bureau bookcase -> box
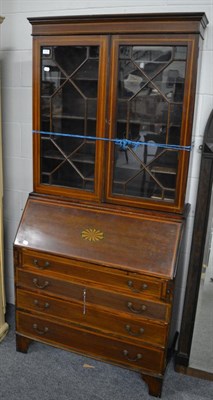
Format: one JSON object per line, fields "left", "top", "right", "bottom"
{"left": 14, "top": 13, "right": 208, "bottom": 397}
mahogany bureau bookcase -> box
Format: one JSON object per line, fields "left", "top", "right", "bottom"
{"left": 13, "top": 13, "right": 208, "bottom": 397}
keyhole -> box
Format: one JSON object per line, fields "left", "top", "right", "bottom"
{"left": 83, "top": 288, "right": 87, "bottom": 315}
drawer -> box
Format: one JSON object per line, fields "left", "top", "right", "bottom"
{"left": 16, "top": 269, "right": 171, "bottom": 322}
{"left": 17, "top": 289, "right": 168, "bottom": 348}
{"left": 16, "top": 311, "right": 165, "bottom": 374}
{"left": 19, "top": 249, "right": 171, "bottom": 300}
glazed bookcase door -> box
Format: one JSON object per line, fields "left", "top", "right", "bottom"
{"left": 33, "top": 36, "right": 108, "bottom": 202}
{"left": 106, "top": 36, "right": 198, "bottom": 213}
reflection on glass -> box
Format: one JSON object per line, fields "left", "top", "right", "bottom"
{"left": 40, "top": 45, "right": 99, "bottom": 191}
{"left": 113, "top": 45, "right": 187, "bottom": 202}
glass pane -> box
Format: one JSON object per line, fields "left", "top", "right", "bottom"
{"left": 40, "top": 45, "right": 99, "bottom": 191}
{"left": 41, "top": 135, "right": 95, "bottom": 189}
{"left": 54, "top": 46, "right": 88, "bottom": 75}
{"left": 174, "top": 46, "right": 187, "bottom": 60}
{"left": 149, "top": 148, "right": 178, "bottom": 201}
{"left": 132, "top": 46, "right": 173, "bottom": 78}
{"left": 153, "top": 60, "right": 186, "bottom": 101}
{"left": 112, "top": 44, "right": 186, "bottom": 203}
{"left": 73, "top": 59, "right": 99, "bottom": 98}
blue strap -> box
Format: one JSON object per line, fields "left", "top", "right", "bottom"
{"left": 33, "top": 130, "right": 193, "bottom": 152}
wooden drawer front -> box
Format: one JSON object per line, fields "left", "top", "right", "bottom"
{"left": 16, "top": 289, "right": 168, "bottom": 348}
{"left": 16, "top": 269, "right": 170, "bottom": 322}
{"left": 16, "top": 311, "right": 165, "bottom": 374}
{"left": 21, "top": 250, "right": 167, "bottom": 300}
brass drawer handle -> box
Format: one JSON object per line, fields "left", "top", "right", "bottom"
{"left": 125, "top": 324, "right": 144, "bottom": 337}
{"left": 34, "top": 299, "right": 50, "bottom": 310}
{"left": 32, "top": 278, "right": 49, "bottom": 289}
{"left": 127, "top": 280, "right": 148, "bottom": 293}
{"left": 127, "top": 302, "right": 147, "bottom": 314}
{"left": 32, "top": 323, "right": 49, "bottom": 335}
{"left": 123, "top": 349, "right": 142, "bottom": 362}
{"left": 33, "top": 259, "right": 50, "bottom": 270}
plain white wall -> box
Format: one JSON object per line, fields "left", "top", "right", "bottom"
{"left": 0, "top": 0, "right": 212, "bottom": 324}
